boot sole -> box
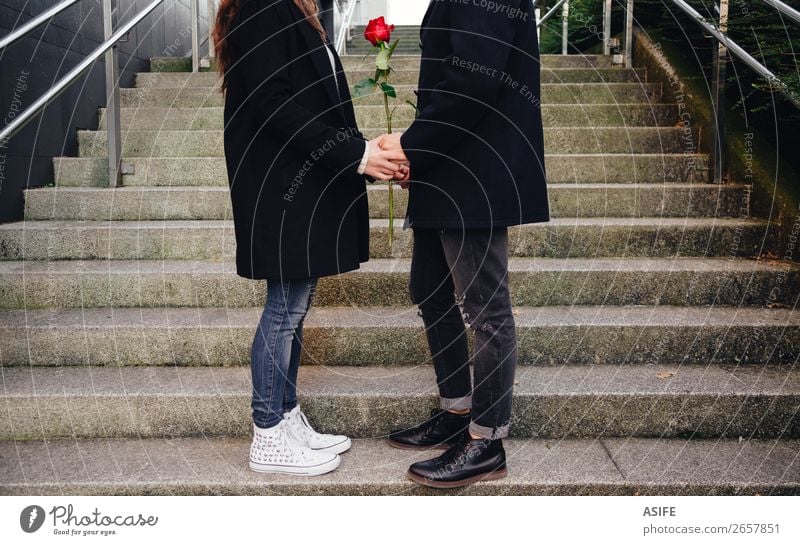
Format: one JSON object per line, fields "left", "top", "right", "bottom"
{"left": 406, "top": 467, "right": 508, "bottom": 489}
{"left": 248, "top": 455, "right": 340, "bottom": 476}
{"left": 386, "top": 438, "right": 454, "bottom": 451}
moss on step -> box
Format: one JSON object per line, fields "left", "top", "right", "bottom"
{"left": 633, "top": 28, "right": 800, "bottom": 264}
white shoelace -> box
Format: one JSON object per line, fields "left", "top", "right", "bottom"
{"left": 294, "top": 411, "right": 316, "bottom": 439}
{"left": 287, "top": 409, "right": 325, "bottom": 442}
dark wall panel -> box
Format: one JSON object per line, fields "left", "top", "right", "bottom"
{"left": 0, "top": 0, "right": 205, "bottom": 222}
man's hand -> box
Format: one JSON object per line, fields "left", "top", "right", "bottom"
{"left": 377, "top": 132, "right": 405, "bottom": 155}
{"left": 365, "top": 137, "right": 408, "bottom": 180}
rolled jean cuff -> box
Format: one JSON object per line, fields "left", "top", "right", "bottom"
{"left": 440, "top": 395, "right": 472, "bottom": 411}
{"left": 469, "top": 421, "right": 509, "bottom": 440}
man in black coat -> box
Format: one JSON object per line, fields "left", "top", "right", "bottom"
{"left": 379, "top": 0, "right": 549, "bottom": 487}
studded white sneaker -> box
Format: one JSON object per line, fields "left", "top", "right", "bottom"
{"left": 283, "top": 405, "right": 352, "bottom": 454}
{"left": 249, "top": 419, "right": 340, "bottom": 476}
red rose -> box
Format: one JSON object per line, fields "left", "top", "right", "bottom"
{"left": 364, "top": 16, "right": 394, "bottom": 46}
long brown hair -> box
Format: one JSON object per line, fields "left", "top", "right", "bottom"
{"left": 212, "top": 0, "right": 328, "bottom": 95}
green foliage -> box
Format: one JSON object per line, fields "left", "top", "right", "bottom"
{"left": 538, "top": 1, "right": 799, "bottom": 108}
{"left": 405, "top": 99, "right": 420, "bottom": 116}
{"left": 635, "top": 0, "right": 800, "bottom": 118}
{"left": 536, "top": 0, "right": 799, "bottom": 137}
{"left": 352, "top": 78, "right": 377, "bottom": 98}
{"left": 376, "top": 39, "right": 400, "bottom": 70}
{"left": 379, "top": 82, "right": 397, "bottom": 97}
{"left": 538, "top": 0, "right": 607, "bottom": 54}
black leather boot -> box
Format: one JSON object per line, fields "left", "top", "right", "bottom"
{"left": 406, "top": 431, "right": 507, "bottom": 488}
{"left": 387, "top": 408, "right": 470, "bottom": 450}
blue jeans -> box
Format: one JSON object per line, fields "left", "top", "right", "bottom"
{"left": 251, "top": 277, "right": 318, "bottom": 429}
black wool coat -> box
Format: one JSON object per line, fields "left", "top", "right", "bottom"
{"left": 222, "top": 0, "right": 370, "bottom": 280}
{"left": 400, "top": 0, "right": 550, "bottom": 228}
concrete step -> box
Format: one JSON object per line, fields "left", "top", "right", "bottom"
{"left": 77, "top": 127, "right": 696, "bottom": 157}
{"left": 341, "top": 55, "right": 424, "bottom": 71}
{"left": 23, "top": 183, "right": 748, "bottom": 221}
{"left": 99, "top": 103, "right": 681, "bottom": 129}
{"left": 0, "top": 218, "right": 774, "bottom": 261}
{"left": 344, "top": 44, "right": 424, "bottom": 55}
{"left": 338, "top": 54, "right": 617, "bottom": 70}
{"left": 347, "top": 44, "right": 421, "bottom": 55}
{"left": 359, "top": 66, "right": 648, "bottom": 85}
{"left": 149, "top": 54, "right": 617, "bottom": 72}
{"left": 120, "top": 83, "right": 663, "bottom": 107}
{"left": 353, "top": 25, "right": 421, "bottom": 30}
{"left": 2, "top": 364, "right": 798, "bottom": 439}
{"left": 135, "top": 67, "right": 647, "bottom": 88}
{"left": 360, "top": 127, "right": 694, "bottom": 153}
{"left": 5, "top": 435, "right": 797, "bottom": 494}
{"left": 52, "top": 154, "right": 709, "bottom": 187}
{"left": 1, "top": 306, "right": 796, "bottom": 367}
{"left": 351, "top": 25, "right": 421, "bottom": 32}
{"left": 2, "top": 257, "right": 796, "bottom": 310}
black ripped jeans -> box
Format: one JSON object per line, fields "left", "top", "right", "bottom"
{"left": 408, "top": 226, "right": 517, "bottom": 440}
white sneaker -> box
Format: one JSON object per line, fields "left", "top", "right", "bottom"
{"left": 283, "top": 405, "right": 352, "bottom": 454}
{"left": 249, "top": 420, "right": 340, "bottom": 476}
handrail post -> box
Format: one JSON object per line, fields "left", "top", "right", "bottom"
{"left": 711, "top": 0, "right": 729, "bottom": 183}
{"left": 191, "top": 0, "right": 200, "bottom": 72}
{"left": 0, "top": 0, "right": 165, "bottom": 151}
{"left": 561, "top": 0, "right": 569, "bottom": 55}
{"left": 208, "top": 0, "right": 216, "bottom": 62}
{"left": 102, "top": 0, "right": 122, "bottom": 188}
{"left": 334, "top": 0, "right": 359, "bottom": 54}
{"left": 603, "top": 0, "right": 612, "bottom": 55}
{"left": 535, "top": 7, "right": 541, "bottom": 43}
{"left": 624, "top": 0, "right": 634, "bottom": 68}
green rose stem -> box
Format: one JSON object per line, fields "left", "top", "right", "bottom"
{"left": 352, "top": 33, "right": 401, "bottom": 255}
{"left": 381, "top": 53, "right": 395, "bottom": 255}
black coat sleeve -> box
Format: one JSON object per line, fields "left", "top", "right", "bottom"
{"left": 233, "top": 1, "right": 365, "bottom": 174}
{"left": 399, "top": 0, "right": 520, "bottom": 172}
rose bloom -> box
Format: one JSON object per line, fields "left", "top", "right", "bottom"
{"left": 364, "top": 16, "right": 394, "bottom": 46}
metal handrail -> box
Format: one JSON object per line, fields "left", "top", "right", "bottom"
{"left": 0, "top": 0, "right": 165, "bottom": 187}
{"left": 673, "top": 0, "right": 800, "bottom": 183}
{"left": 193, "top": 0, "right": 218, "bottom": 71}
{"left": 191, "top": 0, "right": 200, "bottom": 72}
{"left": 335, "top": 0, "right": 359, "bottom": 54}
{"left": 534, "top": 0, "right": 571, "bottom": 55}
{"left": 624, "top": 0, "right": 633, "bottom": 68}
{"left": 672, "top": 0, "right": 800, "bottom": 108}
{"left": 537, "top": 0, "right": 568, "bottom": 27}
{"left": 605, "top": 0, "right": 800, "bottom": 183}
{"left": 603, "top": 0, "right": 612, "bottom": 55}
{"left": 761, "top": 0, "right": 800, "bottom": 25}
{"left": 0, "top": 0, "right": 82, "bottom": 51}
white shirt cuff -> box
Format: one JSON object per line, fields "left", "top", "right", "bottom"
{"left": 356, "top": 140, "right": 370, "bottom": 175}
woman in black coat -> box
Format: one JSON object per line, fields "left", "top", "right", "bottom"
{"left": 213, "top": 0, "right": 407, "bottom": 476}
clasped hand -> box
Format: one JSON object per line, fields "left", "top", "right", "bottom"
{"left": 363, "top": 132, "right": 411, "bottom": 189}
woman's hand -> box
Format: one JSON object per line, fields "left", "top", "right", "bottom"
{"left": 364, "top": 138, "right": 409, "bottom": 180}
{"left": 396, "top": 164, "right": 411, "bottom": 189}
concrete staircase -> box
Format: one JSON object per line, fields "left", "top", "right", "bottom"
{"left": 1, "top": 54, "right": 799, "bottom": 495}
{"left": 346, "top": 25, "right": 422, "bottom": 55}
